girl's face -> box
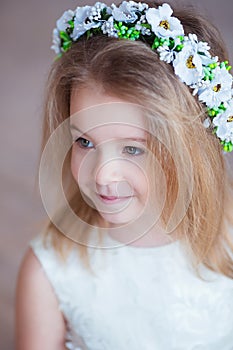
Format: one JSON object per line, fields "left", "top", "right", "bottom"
{"left": 70, "top": 85, "right": 152, "bottom": 227}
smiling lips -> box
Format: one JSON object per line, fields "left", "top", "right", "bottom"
{"left": 98, "top": 194, "right": 133, "bottom": 204}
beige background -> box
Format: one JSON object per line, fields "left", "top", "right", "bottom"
{"left": 1, "top": 0, "right": 233, "bottom": 349}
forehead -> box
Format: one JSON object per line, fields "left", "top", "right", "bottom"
{"left": 70, "top": 87, "right": 146, "bottom": 136}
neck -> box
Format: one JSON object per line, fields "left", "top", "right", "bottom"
{"left": 107, "top": 221, "right": 179, "bottom": 248}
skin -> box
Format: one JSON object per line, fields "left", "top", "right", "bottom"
{"left": 70, "top": 84, "right": 173, "bottom": 247}
{"left": 15, "top": 249, "right": 66, "bottom": 350}
{"left": 70, "top": 88, "right": 149, "bottom": 227}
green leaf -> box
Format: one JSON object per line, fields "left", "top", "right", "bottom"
{"left": 86, "top": 30, "right": 91, "bottom": 39}
{"left": 68, "top": 20, "right": 74, "bottom": 29}
{"left": 62, "top": 40, "right": 72, "bottom": 51}
{"left": 60, "top": 31, "right": 70, "bottom": 41}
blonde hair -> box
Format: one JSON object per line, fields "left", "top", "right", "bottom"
{"left": 40, "top": 0, "right": 233, "bottom": 277}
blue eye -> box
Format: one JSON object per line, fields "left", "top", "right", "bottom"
{"left": 123, "top": 146, "right": 144, "bottom": 155}
{"left": 75, "top": 137, "right": 94, "bottom": 149}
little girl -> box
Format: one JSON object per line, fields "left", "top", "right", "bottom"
{"left": 16, "top": 1, "right": 233, "bottom": 349}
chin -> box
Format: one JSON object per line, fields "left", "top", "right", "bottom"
{"left": 98, "top": 210, "right": 138, "bottom": 227}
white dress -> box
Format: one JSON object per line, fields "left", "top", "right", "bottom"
{"left": 30, "top": 232, "right": 233, "bottom": 350}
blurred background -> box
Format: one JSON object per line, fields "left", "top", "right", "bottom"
{"left": 1, "top": 0, "right": 233, "bottom": 349}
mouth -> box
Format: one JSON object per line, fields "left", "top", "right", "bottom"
{"left": 97, "top": 194, "right": 133, "bottom": 204}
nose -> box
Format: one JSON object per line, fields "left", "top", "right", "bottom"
{"left": 95, "top": 157, "right": 134, "bottom": 198}
{"left": 94, "top": 154, "right": 123, "bottom": 187}
{"left": 92, "top": 145, "right": 134, "bottom": 197}
{"left": 91, "top": 141, "right": 124, "bottom": 185}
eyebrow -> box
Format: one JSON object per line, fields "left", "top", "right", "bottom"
{"left": 70, "top": 124, "right": 147, "bottom": 142}
{"left": 70, "top": 124, "right": 84, "bottom": 133}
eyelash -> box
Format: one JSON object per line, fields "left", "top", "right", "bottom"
{"left": 75, "top": 137, "right": 94, "bottom": 149}
{"left": 75, "top": 137, "right": 145, "bottom": 156}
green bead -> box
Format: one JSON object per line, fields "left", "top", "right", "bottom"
{"left": 175, "top": 44, "right": 183, "bottom": 52}
{"left": 208, "top": 110, "right": 216, "bottom": 117}
{"left": 223, "top": 143, "right": 233, "bottom": 152}
{"left": 177, "top": 35, "right": 184, "bottom": 42}
{"left": 209, "top": 62, "right": 217, "bottom": 69}
{"left": 152, "top": 37, "right": 160, "bottom": 49}
{"left": 219, "top": 104, "right": 227, "bottom": 111}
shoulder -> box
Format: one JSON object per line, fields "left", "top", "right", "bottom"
{"left": 16, "top": 247, "right": 55, "bottom": 298}
{"left": 15, "top": 248, "right": 66, "bottom": 350}
{"left": 17, "top": 246, "right": 43, "bottom": 280}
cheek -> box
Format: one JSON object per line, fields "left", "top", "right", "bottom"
{"left": 136, "top": 174, "right": 149, "bottom": 198}
{"left": 70, "top": 146, "right": 81, "bottom": 183}
{"left": 70, "top": 146, "right": 94, "bottom": 185}
{"left": 127, "top": 165, "right": 149, "bottom": 198}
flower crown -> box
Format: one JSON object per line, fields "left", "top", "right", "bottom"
{"left": 51, "top": 1, "right": 233, "bottom": 152}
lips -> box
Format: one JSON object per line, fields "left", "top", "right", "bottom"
{"left": 98, "top": 193, "right": 132, "bottom": 204}
{"left": 101, "top": 195, "right": 118, "bottom": 200}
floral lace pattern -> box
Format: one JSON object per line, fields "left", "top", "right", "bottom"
{"left": 30, "top": 233, "right": 233, "bottom": 350}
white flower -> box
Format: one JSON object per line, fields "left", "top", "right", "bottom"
{"left": 173, "top": 39, "right": 204, "bottom": 85}
{"left": 135, "top": 22, "right": 151, "bottom": 35}
{"left": 191, "top": 78, "right": 211, "bottom": 96}
{"left": 157, "top": 36, "right": 182, "bottom": 63}
{"left": 135, "top": 14, "right": 151, "bottom": 35}
{"left": 187, "top": 34, "right": 210, "bottom": 57}
{"left": 132, "top": 1, "right": 148, "bottom": 12}
{"left": 213, "top": 101, "right": 233, "bottom": 142}
{"left": 185, "top": 34, "right": 216, "bottom": 69}
{"left": 111, "top": 1, "right": 147, "bottom": 23}
{"left": 101, "top": 16, "right": 118, "bottom": 37}
{"left": 89, "top": 2, "right": 109, "bottom": 20}
{"left": 145, "top": 3, "right": 184, "bottom": 38}
{"left": 56, "top": 9, "right": 74, "bottom": 32}
{"left": 157, "top": 46, "right": 174, "bottom": 63}
{"left": 198, "top": 66, "right": 233, "bottom": 108}
{"left": 51, "top": 28, "right": 61, "bottom": 55}
{"left": 72, "top": 4, "right": 107, "bottom": 40}
{"left": 201, "top": 55, "right": 218, "bottom": 68}
{"left": 172, "top": 34, "right": 212, "bottom": 84}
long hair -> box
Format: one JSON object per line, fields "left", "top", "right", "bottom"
{"left": 40, "top": 0, "right": 233, "bottom": 276}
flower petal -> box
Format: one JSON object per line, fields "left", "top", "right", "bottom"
{"left": 159, "top": 3, "right": 173, "bottom": 18}
{"left": 198, "top": 67, "right": 233, "bottom": 108}
{"left": 56, "top": 9, "right": 74, "bottom": 32}
{"left": 146, "top": 4, "right": 184, "bottom": 38}
{"left": 173, "top": 40, "right": 203, "bottom": 85}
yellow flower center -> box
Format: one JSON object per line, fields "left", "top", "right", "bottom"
{"left": 227, "top": 116, "right": 233, "bottom": 122}
{"left": 159, "top": 20, "right": 170, "bottom": 30}
{"left": 186, "top": 56, "right": 196, "bottom": 69}
{"left": 213, "top": 84, "right": 221, "bottom": 93}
